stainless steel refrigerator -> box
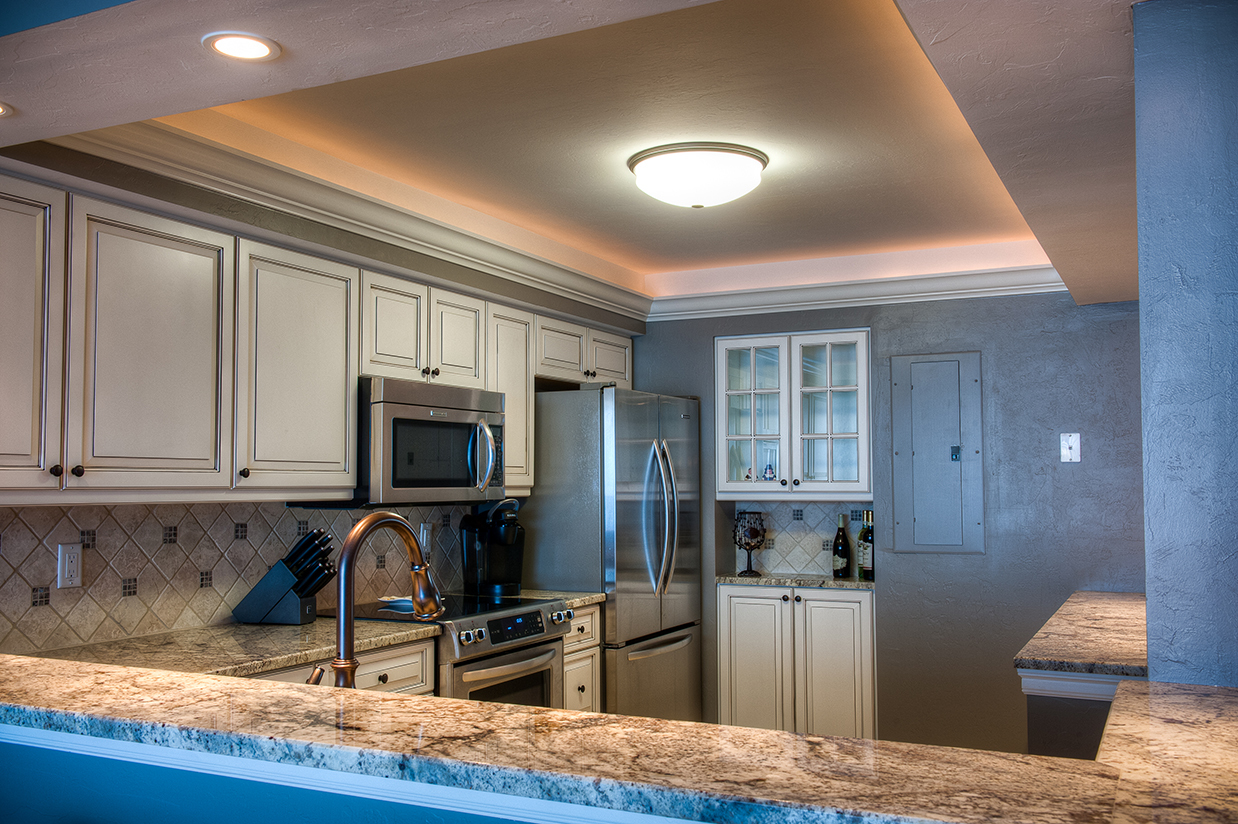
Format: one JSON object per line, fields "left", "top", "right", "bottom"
{"left": 521, "top": 386, "right": 701, "bottom": 722}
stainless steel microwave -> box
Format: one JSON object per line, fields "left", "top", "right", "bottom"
{"left": 358, "top": 376, "right": 505, "bottom": 505}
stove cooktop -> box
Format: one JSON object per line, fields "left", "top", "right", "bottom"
{"left": 323, "top": 593, "right": 559, "bottom": 623}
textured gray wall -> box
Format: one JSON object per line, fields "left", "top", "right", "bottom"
{"left": 635, "top": 292, "right": 1144, "bottom": 752}
{"left": 1136, "top": 0, "right": 1238, "bottom": 687}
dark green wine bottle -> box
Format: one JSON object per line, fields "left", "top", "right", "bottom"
{"left": 858, "top": 509, "right": 874, "bottom": 582}
{"left": 831, "top": 514, "right": 851, "bottom": 579}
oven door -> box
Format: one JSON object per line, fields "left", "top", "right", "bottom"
{"left": 440, "top": 639, "right": 564, "bottom": 708}
{"left": 372, "top": 401, "right": 504, "bottom": 504}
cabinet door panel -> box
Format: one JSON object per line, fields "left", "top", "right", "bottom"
{"left": 0, "top": 178, "right": 65, "bottom": 489}
{"left": 487, "top": 304, "right": 534, "bottom": 490}
{"left": 65, "top": 198, "right": 233, "bottom": 488}
{"left": 795, "top": 589, "right": 874, "bottom": 738}
{"left": 588, "top": 329, "right": 632, "bottom": 388}
{"left": 534, "top": 316, "right": 587, "bottom": 381}
{"left": 237, "top": 241, "right": 357, "bottom": 488}
{"left": 361, "top": 271, "right": 428, "bottom": 378}
{"left": 563, "top": 647, "right": 600, "bottom": 713}
{"left": 718, "top": 586, "right": 793, "bottom": 731}
{"left": 430, "top": 288, "right": 485, "bottom": 389}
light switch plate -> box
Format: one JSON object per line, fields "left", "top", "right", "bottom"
{"left": 1060, "top": 433, "right": 1081, "bottom": 462}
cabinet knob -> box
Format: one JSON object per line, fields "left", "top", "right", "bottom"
{"left": 780, "top": 479, "right": 788, "bottom": 486}
{"left": 782, "top": 594, "right": 790, "bottom": 602}
{"left": 71, "top": 465, "right": 85, "bottom": 477}
{"left": 795, "top": 595, "right": 802, "bottom": 602}
{"left": 421, "top": 367, "right": 431, "bottom": 377}
{"left": 49, "top": 464, "right": 63, "bottom": 477}
{"left": 431, "top": 368, "right": 440, "bottom": 378}
{"left": 238, "top": 468, "right": 251, "bottom": 478}
{"left": 792, "top": 479, "right": 800, "bottom": 486}
{"left": 577, "top": 684, "right": 586, "bottom": 693}
{"left": 378, "top": 672, "right": 389, "bottom": 685}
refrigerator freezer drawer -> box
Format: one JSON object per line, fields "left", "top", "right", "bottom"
{"left": 604, "top": 623, "right": 702, "bottom": 722}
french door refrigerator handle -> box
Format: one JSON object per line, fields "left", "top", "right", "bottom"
{"left": 626, "top": 632, "right": 693, "bottom": 662}
{"left": 660, "top": 439, "right": 680, "bottom": 595}
{"left": 652, "top": 438, "right": 672, "bottom": 596}
{"left": 475, "top": 420, "right": 497, "bottom": 491}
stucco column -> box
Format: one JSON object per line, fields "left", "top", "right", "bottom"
{"left": 1136, "top": 0, "right": 1238, "bottom": 686}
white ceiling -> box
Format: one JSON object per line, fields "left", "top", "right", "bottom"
{"left": 0, "top": 0, "right": 1137, "bottom": 308}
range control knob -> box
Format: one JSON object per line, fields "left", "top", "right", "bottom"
{"left": 458, "top": 629, "right": 476, "bottom": 645}
{"left": 549, "top": 609, "right": 576, "bottom": 625}
{"left": 475, "top": 627, "right": 487, "bottom": 642}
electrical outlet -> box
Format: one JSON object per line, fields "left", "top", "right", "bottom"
{"left": 1060, "top": 433, "right": 1081, "bottom": 462}
{"left": 58, "top": 543, "right": 82, "bottom": 588}
{"left": 419, "top": 522, "right": 433, "bottom": 549}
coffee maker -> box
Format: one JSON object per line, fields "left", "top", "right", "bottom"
{"left": 459, "top": 499, "right": 525, "bottom": 599}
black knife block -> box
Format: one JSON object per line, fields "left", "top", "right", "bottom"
{"left": 233, "top": 561, "right": 317, "bottom": 625}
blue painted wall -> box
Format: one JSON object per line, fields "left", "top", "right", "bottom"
{"left": 1135, "top": 0, "right": 1238, "bottom": 687}
{"left": 636, "top": 292, "right": 1145, "bottom": 752}
{"left": 0, "top": 1, "right": 136, "bottom": 38}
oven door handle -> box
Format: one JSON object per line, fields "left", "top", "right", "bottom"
{"left": 460, "top": 648, "right": 555, "bottom": 683}
{"left": 626, "top": 633, "right": 693, "bottom": 662}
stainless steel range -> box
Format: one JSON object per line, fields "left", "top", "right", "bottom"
{"left": 338, "top": 594, "right": 574, "bottom": 708}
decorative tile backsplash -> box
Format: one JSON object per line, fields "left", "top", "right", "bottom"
{"left": 0, "top": 502, "right": 467, "bottom": 654}
{"left": 732, "top": 501, "right": 867, "bottom": 576}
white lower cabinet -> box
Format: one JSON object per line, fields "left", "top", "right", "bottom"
{"left": 252, "top": 640, "right": 434, "bottom": 694}
{"left": 563, "top": 605, "right": 602, "bottom": 712}
{"left": 718, "top": 584, "right": 874, "bottom": 738}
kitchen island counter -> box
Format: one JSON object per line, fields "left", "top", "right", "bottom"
{"left": 0, "top": 651, "right": 1122, "bottom": 824}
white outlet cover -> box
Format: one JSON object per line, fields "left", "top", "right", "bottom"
{"left": 1060, "top": 433, "right": 1081, "bottom": 462}
{"left": 58, "top": 543, "right": 82, "bottom": 588}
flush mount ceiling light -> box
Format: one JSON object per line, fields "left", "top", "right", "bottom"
{"left": 627, "top": 142, "right": 769, "bottom": 208}
{"left": 0, "top": 102, "right": 13, "bottom": 118}
{"left": 202, "top": 32, "right": 283, "bottom": 61}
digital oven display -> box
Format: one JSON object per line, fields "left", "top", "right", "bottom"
{"left": 487, "top": 611, "right": 545, "bottom": 644}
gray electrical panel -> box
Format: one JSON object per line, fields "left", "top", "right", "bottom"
{"left": 892, "top": 352, "right": 984, "bottom": 554}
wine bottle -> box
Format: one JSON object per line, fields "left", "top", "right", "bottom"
{"left": 831, "top": 514, "right": 851, "bottom": 579}
{"left": 858, "top": 509, "right": 874, "bottom": 582}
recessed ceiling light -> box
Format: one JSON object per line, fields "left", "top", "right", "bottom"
{"left": 0, "top": 102, "right": 14, "bottom": 118}
{"left": 202, "top": 32, "right": 282, "bottom": 61}
{"left": 628, "top": 142, "right": 769, "bottom": 208}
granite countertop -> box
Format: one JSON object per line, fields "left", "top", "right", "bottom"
{"left": 0, "top": 652, "right": 1123, "bottom": 824}
{"left": 1015, "top": 591, "right": 1148, "bottom": 677}
{"left": 33, "top": 589, "right": 603, "bottom": 678}
{"left": 31, "top": 617, "right": 441, "bottom": 678}
{"left": 716, "top": 574, "right": 875, "bottom": 590}
{"left": 1097, "top": 680, "right": 1238, "bottom": 824}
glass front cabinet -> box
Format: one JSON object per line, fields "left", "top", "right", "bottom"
{"left": 715, "top": 330, "right": 871, "bottom": 500}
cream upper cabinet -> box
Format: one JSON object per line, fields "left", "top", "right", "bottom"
{"left": 486, "top": 304, "right": 535, "bottom": 493}
{"left": 718, "top": 584, "right": 875, "bottom": 739}
{"left": 62, "top": 197, "right": 235, "bottom": 490}
{"left": 360, "top": 270, "right": 430, "bottom": 379}
{"left": 236, "top": 240, "right": 358, "bottom": 490}
{"left": 0, "top": 178, "right": 66, "bottom": 491}
{"left": 534, "top": 315, "right": 632, "bottom": 388}
{"left": 716, "top": 329, "right": 871, "bottom": 501}
{"left": 429, "top": 287, "right": 486, "bottom": 389}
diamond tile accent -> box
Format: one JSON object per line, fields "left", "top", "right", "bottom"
{"left": 31, "top": 586, "right": 49, "bottom": 607}
{"left": 0, "top": 501, "right": 470, "bottom": 653}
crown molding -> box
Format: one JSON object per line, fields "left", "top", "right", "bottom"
{"left": 646, "top": 266, "right": 1068, "bottom": 322}
{"left": 47, "top": 125, "right": 652, "bottom": 327}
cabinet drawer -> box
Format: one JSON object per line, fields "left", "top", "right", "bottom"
{"left": 250, "top": 641, "right": 434, "bottom": 695}
{"left": 563, "top": 647, "right": 601, "bottom": 713}
{"left": 563, "top": 605, "right": 600, "bottom": 653}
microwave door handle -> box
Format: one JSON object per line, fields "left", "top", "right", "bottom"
{"left": 476, "top": 420, "right": 497, "bottom": 491}
{"left": 653, "top": 440, "right": 672, "bottom": 597}
{"left": 660, "top": 439, "right": 680, "bottom": 595}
